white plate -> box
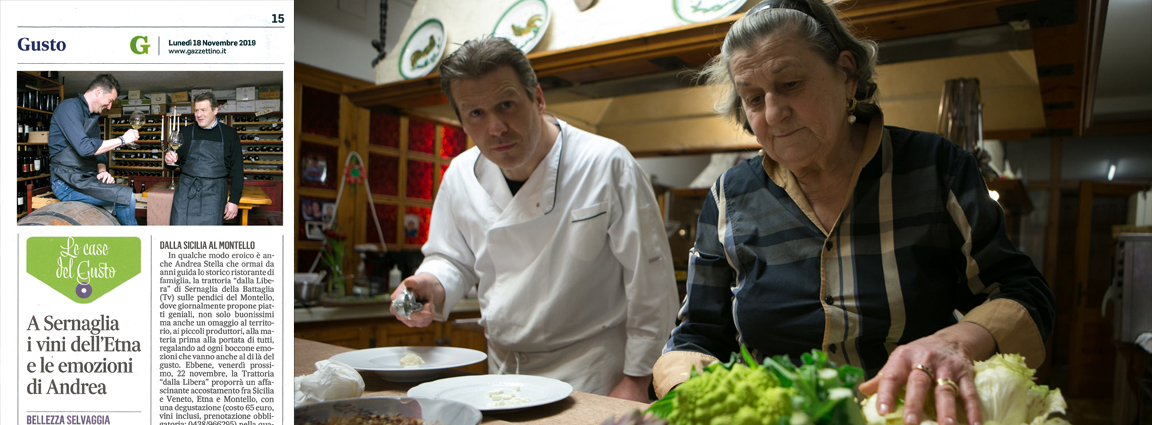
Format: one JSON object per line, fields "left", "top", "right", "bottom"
{"left": 295, "top": 397, "right": 482, "bottom": 425}
{"left": 399, "top": 18, "right": 447, "bottom": 79}
{"left": 407, "top": 374, "right": 573, "bottom": 412}
{"left": 674, "top": 0, "right": 747, "bottom": 23}
{"left": 329, "top": 346, "right": 487, "bottom": 382}
{"left": 492, "top": 0, "right": 550, "bottom": 54}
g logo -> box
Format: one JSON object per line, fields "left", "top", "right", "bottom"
{"left": 130, "top": 36, "right": 150, "bottom": 54}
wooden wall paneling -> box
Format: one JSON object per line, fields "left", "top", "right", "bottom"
{"left": 293, "top": 63, "right": 375, "bottom": 278}
{"left": 295, "top": 63, "right": 373, "bottom": 94}
{"left": 1027, "top": 0, "right": 1107, "bottom": 136}
{"left": 1038, "top": 138, "right": 1061, "bottom": 382}
{"left": 294, "top": 81, "right": 305, "bottom": 271}
{"left": 335, "top": 92, "right": 358, "bottom": 295}
{"left": 1065, "top": 181, "right": 1144, "bottom": 397}
{"left": 433, "top": 125, "right": 444, "bottom": 198}
{"left": 1068, "top": 181, "right": 1094, "bottom": 396}
{"left": 1079, "top": 0, "right": 1109, "bottom": 132}
{"left": 397, "top": 117, "right": 410, "bottom": 251}
{"left": 354, "top": 106, "right": 374, "bottom": 251}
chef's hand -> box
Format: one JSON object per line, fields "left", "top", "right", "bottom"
{"left": 223, "top": 203, "right": 239, "bottom": 220}
{"left": 96, "top": 171, "right": 115, "bottom": 184}
{"left": 165, "top": 151, "right": 178, "bottom": 165}
{"left": 390, "top": 272, "right": 444, "bottom": 328}
{"left": 122, "top": 129, "right": 140, "bottom": 144}
{"left": 608, "top": 374, "right": 652, "bottom": 403}
{"left": 858, "top": 322, "right": 995, "bottom": 425}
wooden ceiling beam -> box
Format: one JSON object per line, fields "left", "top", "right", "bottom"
{"left": 1024, "top": 0, "right": 1107, "bottom": 137}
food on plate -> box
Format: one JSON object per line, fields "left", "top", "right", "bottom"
{"left": 303, "top": 413, "right": 422, "bottom": 425}
{"left": 487, "top": 387, "right": 531, "bottom": 407}
{"left": 294, "top": 360, "right": 365, "bottom": 406}
{"left": 399, "top": 353, "right": 425, "bottom": 367}
{"left": 861, "top": 353, "right": 1070, "bottom": 425}
{"left": 647, "top": 347, "right": 865, "bottom": 425}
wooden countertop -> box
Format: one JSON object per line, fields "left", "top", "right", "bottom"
{"left": 295, "top": 338, "right": 648, "bottom": 424}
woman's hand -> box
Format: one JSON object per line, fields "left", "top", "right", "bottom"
{"left": 858, "top": 322, "right": 996, "bottom": 425}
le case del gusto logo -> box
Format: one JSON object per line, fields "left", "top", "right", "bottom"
{"left": 26, "top": 237, "right": 141, "bottom": 303}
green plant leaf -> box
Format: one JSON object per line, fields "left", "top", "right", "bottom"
{"left": 741, "top": 344, "right": 759, "bottom": 370}
{"left": 762, "top": 355, "right": 797, "bottom": 387}
{"left": 645, "top": 389, "right": 676, "bottom": 418}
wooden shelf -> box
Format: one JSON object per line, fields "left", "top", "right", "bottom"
{"left": 114, "top": 158, "right": 163, "bottom": 162}
{"left": 232, "top": 121, "right": 281, "bottom": 125}
{"left": 19, "top": 71, "right": 61, "bottom": 84}
{"left": 300, "top": 133, "right": 339, "bottom": 145}
{"left": 17, "top": 106, "right": 53, "bottom": 114}
{"left": 297, "top": 240, "right": 323, "bottom": 250}
{"left": 245, "top": 160, "right": 283, "bottom": 164}
{"left": 17, "top": 142, "right": 48, "bottom": 146}
{"left": 18, "top": 71, "right": 63, "bottom": 90}
{"left": 18, "top": 212, "right": 28, "bottom": 219}
{"left": 110, "top": 166, "right": 166, "bottom": 171}
{"left": 241, "top": 141, "right": 283, "bottom": 145}
{"left": 17, "top": 174, "right": 50, "bottom": 182}
{"left": 243, "top": 170, "right": 283, "bottom": 175}
{"left": 237, "top": 131, "right": 283, "bottom": 134}
{"left": 298, "top": 187, "right": 336, "bottom": 198}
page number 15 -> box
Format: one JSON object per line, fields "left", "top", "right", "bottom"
{"left": 272, "top": 14, "right": 285, "bottom": 23}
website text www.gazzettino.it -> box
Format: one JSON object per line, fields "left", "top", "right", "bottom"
{"left": 166, "top": 39, "right": 257, "bottom": 55}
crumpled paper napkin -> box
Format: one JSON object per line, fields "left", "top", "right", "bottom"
{"left": 294, "top": 359, "right": 365, "bottom": 406}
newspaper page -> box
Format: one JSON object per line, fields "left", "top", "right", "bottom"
{"left": 1, "top": 2, "right": 295, "bottom": 424}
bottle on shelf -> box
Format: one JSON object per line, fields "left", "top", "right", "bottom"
{"left": 18, "top": 185, "right": 26, "bottom": 215}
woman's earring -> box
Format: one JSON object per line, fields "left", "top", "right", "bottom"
{"left": 847, "top": 98, "right": 858, "bottom": 124}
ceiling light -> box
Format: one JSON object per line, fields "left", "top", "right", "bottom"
{"left": 989, "top": 190, "right": 1000, "bottom": 201}
{"left": 1108, "top": 164, "right": 1116, "bottom": 181}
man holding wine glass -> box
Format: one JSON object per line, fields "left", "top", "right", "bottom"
{"left": 164, "top": 92, "right": 243, "bottom": 225}
{"left": 47, "top": 73, "right": 140, "bottom": 225}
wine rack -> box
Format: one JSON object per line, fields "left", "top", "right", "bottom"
{"left": 15, "top": 71, "right": 63, "bottom": 220}
{"left": 229, "top": 112, "right": 283, "bottom": 181}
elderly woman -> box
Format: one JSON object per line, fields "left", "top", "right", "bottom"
{"left": 652, "top": 1, "right": 1056, "bottom": 424}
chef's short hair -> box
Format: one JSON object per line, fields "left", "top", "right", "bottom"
{"left": 193, "top": 91, "right": 218, "bottom": 109}
{"left": 439, "top": 36, "right": 539, "bottom": 117}
{"left": 85, "top": 74, "right": 121, "bottom": 96}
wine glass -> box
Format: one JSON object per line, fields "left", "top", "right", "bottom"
{"left": 166, "top": 132, "right": 183, "bottom": 189}
{"left": 125, "top": 111, "right": 144, "bottom": 149}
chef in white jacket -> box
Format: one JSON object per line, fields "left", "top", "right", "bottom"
{"left": 390, "top": 37, "right": 679, "bottom": 401}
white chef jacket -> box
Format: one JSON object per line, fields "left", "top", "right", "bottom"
{"left": 415, "top": 118, "right": 679, "bottom": 395}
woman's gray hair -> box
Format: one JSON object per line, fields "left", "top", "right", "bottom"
{"left": 701, "top": 0, "right": 880, "bottom": 132}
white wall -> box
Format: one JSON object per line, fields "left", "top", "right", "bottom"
{"left": 376, "top": 0, "right": 740, "bottom": 85}
{"left": 296, "top": 0, "right": 414, "bottom": 82}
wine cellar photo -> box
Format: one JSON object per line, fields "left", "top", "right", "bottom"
{"left": 14, "top": 70, "right": 285, "bottom": 225}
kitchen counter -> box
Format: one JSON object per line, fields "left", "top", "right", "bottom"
{"left": 295, "top": 338, "right": 649, "bottom": 424}
{"left": 295, "top": 298, "right": 481, "bottom": 323}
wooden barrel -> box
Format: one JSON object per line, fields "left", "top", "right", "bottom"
{"left": 18, "top": 201, "right": 120, "bottom": 226}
